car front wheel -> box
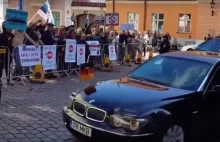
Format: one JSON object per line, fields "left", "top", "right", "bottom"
{"left": 162, "top": 125, "right": 185, "bottom": 142}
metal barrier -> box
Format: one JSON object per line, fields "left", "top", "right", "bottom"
{"left": 5, "top": 42, "right": 157, "bottom": 86}
{"left": 87, "top": 44, "right": 103, "bottom": 71}
{"left": 56, "top": 45, "right": 79, "bottom": 77}
{"left": 0, "top": 46, "right": 10, "bottom": 88}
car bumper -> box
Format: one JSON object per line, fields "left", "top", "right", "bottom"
{"left": 62, "top": 106, "right": 155, "bottom": 141}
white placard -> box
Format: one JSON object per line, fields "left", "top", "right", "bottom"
{"left": 108, "top": 44, "right": 117, "bottom": 60}
{"left": 105, "top": 13, "right": 119, "bottom": 26}
{"left": 65, "top": 39, "right": 77, "bottom": 63}
{"left": 18, "top": 45, "right": 41, "bottom": 67}
{"left": 77, "top": 44, "right": 86, "bottom": 65}
{"left": 90, "top": 47, "right": 100, "bottom": 56}
{"left": 120, "top": 23, "right": 134, "bottom": 31}
{"left": 42, "top": 45, "right": 57, "bottom": 70}
{"left": 86, "top": 41, "right": 100, "bottom": 56}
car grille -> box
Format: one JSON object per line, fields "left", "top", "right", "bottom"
{"left": 73, "top": 101, "right": 86, "bottom": 116}
{"left": 72, "top": 101, "right": 106, "bottom": 122}
{"left": 86, "top": 107, "right": 106, "bottom": 122}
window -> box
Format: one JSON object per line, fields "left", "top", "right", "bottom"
{"left": 127, "top": 12, "right": 139, "bottom": 31}
{"left": 151, "top": 13, "right": 164, "bottom": 33}
{"left": 52, "top": 11, "right": 61, "bottom": 28}
{"left": 178, "top": 14, "right": 191, "bottom": 33}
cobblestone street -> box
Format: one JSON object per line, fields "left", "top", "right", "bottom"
{"left": 0, "top": 66, "right": 133, "bottom": 142}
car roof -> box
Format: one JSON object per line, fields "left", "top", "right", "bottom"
{"left": 161, "top": 51, "right": 220, "bottom": 64}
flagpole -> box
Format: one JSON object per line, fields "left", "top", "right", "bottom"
{"left": 28, "top": 12, "right": 38, "bottom": 24}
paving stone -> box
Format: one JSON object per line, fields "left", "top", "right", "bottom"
{"left": 0, "top": 69, "right": 130, "bottom": 142}
{"left": 3, "top": 134, "right": 14, "bottom": 139}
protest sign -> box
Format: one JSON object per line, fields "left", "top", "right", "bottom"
{"left": 108, "top": 43, "right": 117, "bottom": 60}
{"left": 42, "top": 45, "right": 57, "bottom": 70}
{"left": 5, "top": 9, "right": 28, "bottom": 31}
{"left": 65, "top": 39, "right": 77, "bottom": 62}
{"left": 18, "top": 46, "right": 41, "bottom": 66}
{"left": 120, "top": 23, "right": 134, "bottom": 31}
{"left": 86, "top": 41, "right": 100, "bottom": 56}
{"left": 77, "top": 44, "right": 86, "bottom": 65}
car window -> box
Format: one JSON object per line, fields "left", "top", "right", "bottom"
{"left": 197, "top": 38, "right": 220, "bottom": 52}
{"left": 129, "top": 56, "right": 212, "bottom": 91}
{"left": 208, "top": 68, "right": 220, "bottom": 90}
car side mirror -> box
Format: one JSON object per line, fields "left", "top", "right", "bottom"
{"left": 212, "top": 85, "right": 220, "bottom": 92}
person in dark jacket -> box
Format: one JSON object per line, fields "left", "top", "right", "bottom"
{"left": 118, "top": 31, "right": 128, "bottom": 61}
{"left": 0, "top": 22, "right": 14, "bottom": 85}
{"left": 41, "top": 23, "right": 56, "bottom": 45}
{"left": 158, "top": 36, "right": 171, "bottom": 54}
{"left": 41, "top": 23, "right": 57, "bottom": 78}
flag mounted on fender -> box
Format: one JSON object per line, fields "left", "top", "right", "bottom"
{"left": 80, "top": 67, "right": 94, "bottom": 81}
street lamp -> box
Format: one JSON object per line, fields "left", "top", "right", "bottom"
{"left": 210, "top": 0, "right": 215, "bottom": 16}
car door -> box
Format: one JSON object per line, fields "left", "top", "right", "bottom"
{"left": 203, "top": 66, "right": 220, "bottom": 140}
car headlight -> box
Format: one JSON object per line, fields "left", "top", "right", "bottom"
{"left": 109, "top": 115, "right": 148, "bottom": 131}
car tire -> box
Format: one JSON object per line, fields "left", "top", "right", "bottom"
{"left": 158, "top": 121, "right": 192, "bottom": 142}
{"left": 187, "top": 48, "right": 194, "bottom": 51}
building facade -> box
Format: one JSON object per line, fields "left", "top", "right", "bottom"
{"left": 4, "top": 0, "right": 219, "bottom": 39}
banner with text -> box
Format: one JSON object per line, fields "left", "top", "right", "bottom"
{"left": 18, "top": 46, "right": 41, "bottom": 66}
{"left": 108, "top": 43, "right": 117, "bottom": 60}
{"left": 42, "top": 45, "right": 57, "bottom": 70}
{"left": 65, "top": 39, "right": 77, "bottom": 63}
{"left": 76, "top": 44, "right": 86, "bottom": 65}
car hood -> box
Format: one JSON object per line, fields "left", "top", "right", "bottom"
{"left": 76, "top": 77, "right": 194, "bottom": 115}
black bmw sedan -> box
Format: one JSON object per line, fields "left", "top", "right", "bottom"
{"left": 63, "top": 51, "right": 220, "bottom": 142}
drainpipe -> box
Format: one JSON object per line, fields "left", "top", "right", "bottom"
{"left": 143, "top": 0, "right": 147, "bottom": 31}
{"left": 113, "top": 0, "right": 115, "bottom": 13}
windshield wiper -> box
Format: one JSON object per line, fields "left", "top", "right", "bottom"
{"left": 129, "top": 76, "right": 170, "bottom": 87}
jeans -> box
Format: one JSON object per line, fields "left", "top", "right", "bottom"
{"left": 118, "top": 44, "right": 125, "bottom": 61}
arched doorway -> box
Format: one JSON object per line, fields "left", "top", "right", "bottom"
{"left": 76, "top": 13, "right": 96, "bottom": 28}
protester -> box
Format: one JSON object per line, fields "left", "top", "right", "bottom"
{"left": 41, "top": 23, "right": 57, "bottom": 79}
{"left": 159, "top": 36, "right": 171, "bottom": 54}
{"left": 12, "top": 24, "right": 37, "bottom": 80}
{"left": 0, "top": 22, "right": 14, "bottom": 85}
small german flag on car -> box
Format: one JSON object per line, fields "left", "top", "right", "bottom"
{"left": 80, "top": 67, "right": 94, "bottom": 81}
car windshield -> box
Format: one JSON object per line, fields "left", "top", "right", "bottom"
{"left": 197, "top": 38, "right": 220, "bottom": 52}
{"left": 129, "top": 56, "right": 212, "bottom": 91}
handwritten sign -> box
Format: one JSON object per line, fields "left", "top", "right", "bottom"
{"left": 5, "top": 8, "right": 28, "bottom": 31}
{"left": 18, "top": 46, "right": 41, "bottom": 66}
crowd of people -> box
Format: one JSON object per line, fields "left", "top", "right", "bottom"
{"left": 0, "top": 19, "right": 174, "bottom": 86}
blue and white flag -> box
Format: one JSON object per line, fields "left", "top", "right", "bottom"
{"left": 37, "top": 0, "right": 55, "bottom": 25}
{"left": 85, "top": 13, "right": 89, "bottom": 28}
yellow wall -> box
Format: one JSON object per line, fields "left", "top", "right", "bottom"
{"left": 106, "top": 2, "right": 198, "bottom": 39}
{"left": 146, "top": 4, "right": 198, "bottom": 38}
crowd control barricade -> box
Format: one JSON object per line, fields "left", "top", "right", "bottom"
{"left": 11, "top": 46, "right": 33, "bottom": 86}
{"left": 56, "top": 45, "right": 79, "bottom": 78}
{"left": 0, "top": 46, "right": 10, "bottom": 88}
{"left": 87, "top": 41, "right": 103, "bottom": 71}
{"left": 121, "top": 42, "right": 142, "bottom": 66}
